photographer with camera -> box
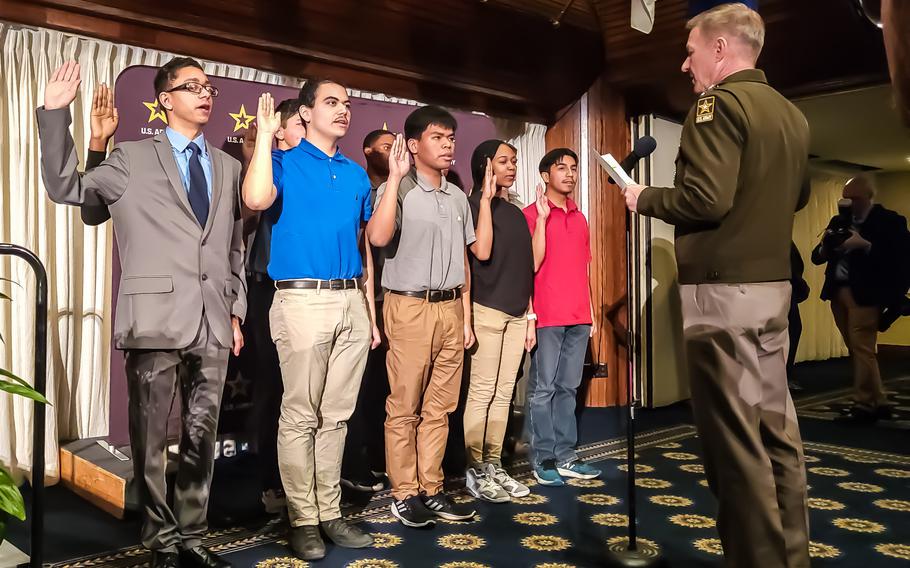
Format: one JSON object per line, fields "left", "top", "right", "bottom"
{"left": 812, "top": 175, "right": 910, "bottom": 423}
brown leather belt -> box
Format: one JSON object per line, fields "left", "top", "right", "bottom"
{"left": 389, "top": 288, "right": 462, "bottom": 303}
{"left": 276, "top": 278, "right": 361, "bottom": 291}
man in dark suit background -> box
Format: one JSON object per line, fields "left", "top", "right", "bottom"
{"left": 812, "top": 175, "right": 910, "bottom": 423}
{"left": 38, "top": 57, "right": 246, "bottom": 568}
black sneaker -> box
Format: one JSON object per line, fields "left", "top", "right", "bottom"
{"left": 390, "top": 495, "right": 437, "bottom": 528}
{"left": 421, "top": 492, "right": 476, "bottom": 521}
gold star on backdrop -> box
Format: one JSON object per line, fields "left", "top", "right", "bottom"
{"left": 229, "top": 104, "right": 256, "bottom": 132}
{"left": 143, "top": 100, "right": 168, "bottom": 124}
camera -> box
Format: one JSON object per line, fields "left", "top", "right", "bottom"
{"left": 822, "top": 198, "right": 854, "bottom": 250}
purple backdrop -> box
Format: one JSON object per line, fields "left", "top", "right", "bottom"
{"left": 107, "top": 65, "right": 497, "bottom": 447}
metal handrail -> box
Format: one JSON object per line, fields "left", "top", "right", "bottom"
{"left": 0, "top": 244, "right": 47, "bottom": 568}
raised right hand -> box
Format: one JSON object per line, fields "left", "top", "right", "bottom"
{"left": 256, "top": 93, "right": 281, "bottom": 136}
{"left": 535, "top": 183, "right": 551, "bottom": 221}
{"left": 90, "top": 83, "right": 119, "bottom": 143}
{"left": 388, "top": 133, "right": 410, "bottom": 181}
{"left": 45, "top": 61, "right": 81, "bottom": 110}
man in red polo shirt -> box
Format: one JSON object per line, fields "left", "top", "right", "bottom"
{"left": 523, "top": 148, "right": 601, "bottom": 485}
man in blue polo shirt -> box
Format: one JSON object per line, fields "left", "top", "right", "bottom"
{"left": 243, "top": 81, "right": 381, "bottom": 561}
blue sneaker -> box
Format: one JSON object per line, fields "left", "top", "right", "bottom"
{"left": 557, "top": 460, "right": 602, "bottom": 480}
{"left": 533, "top": 465, "right": 565, "bottom": 486}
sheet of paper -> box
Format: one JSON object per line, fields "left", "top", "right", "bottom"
{"left": 592, "top": 151, "right": 636, "bottom": 190}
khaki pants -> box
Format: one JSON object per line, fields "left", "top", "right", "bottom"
{"left": 830, "top": 286, "right": 887, "bottom": 408}
{"left": 681, "top": 282, "right": 809, "bottom": 568}
{"left": 383, "top": 292, "right": 464, "bottom": 500}
{"left": 464, "top": 303, "right": 527, "bottom": 467}
{"left": 270, "top": 288, "right": 371, "bottom": 526}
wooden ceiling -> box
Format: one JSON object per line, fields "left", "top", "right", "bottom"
{"left": 0, "top": 0, "right": 890, "bottom": 122}
{"left": 489, "top": 0, "right": 891, "bottom": 117}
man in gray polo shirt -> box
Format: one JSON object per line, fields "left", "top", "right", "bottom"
{"left": 367, "top": 106, "right": 493, "bottom": 528}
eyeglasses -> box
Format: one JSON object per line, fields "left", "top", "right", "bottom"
{"left": 166, "top": 82, "right": 219, "bottom": 98}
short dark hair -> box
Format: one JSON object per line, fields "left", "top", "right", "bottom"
{"left": 154, "top": 57, "right": 205, "bottom": 99}
{"left": 363, "top": 129, "right": 394, "bottom": 149}
{"left": 404, "top": 106, "right": 457, "bottom": 142}
{"left": 539, "top": 148, "right": 579, "bottom": 173}
{"left": 298, "top": 78, "right": 345, "bottom": 108}
{"left": 275, "top": 98, "right": 301, "bottom": 128}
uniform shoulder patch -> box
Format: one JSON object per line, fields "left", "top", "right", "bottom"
{"left": 695, "top": 96, "right": 715, "bottom": 124}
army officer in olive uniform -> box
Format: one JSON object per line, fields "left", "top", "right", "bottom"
{"left": 622, "top": 4, "right": 811, "bottom": 568}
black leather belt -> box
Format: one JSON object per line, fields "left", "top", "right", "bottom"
{"left": 390, "top": 288, "right": 462, "bottom": 302}
{"left": 276, "top": 278, "right": 361, "bottom": 291}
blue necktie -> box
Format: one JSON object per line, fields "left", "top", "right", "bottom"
{"left": 187, "top": 142, "right": 209, "bottom": 227}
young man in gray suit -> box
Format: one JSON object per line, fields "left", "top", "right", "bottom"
{"left": 37, "top": 58, "right": 246, "bottom": 568}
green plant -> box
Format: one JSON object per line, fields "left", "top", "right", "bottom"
{"left": 0, "top": 277, "right": 49, "bottom": 542}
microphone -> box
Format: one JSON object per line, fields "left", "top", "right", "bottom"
{"left": 609, "top": 136, "right": 657, "bottom": 184}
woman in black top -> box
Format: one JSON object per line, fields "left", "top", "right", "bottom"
{"left": 463, "top": 140, "right": 536, "bottom": 502}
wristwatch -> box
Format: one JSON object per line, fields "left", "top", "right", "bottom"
{"left": 527, "top": 313, "right": 538, "bottom": 321}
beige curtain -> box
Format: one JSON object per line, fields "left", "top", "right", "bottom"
{"left": 0, "top": 23, "right": 295, "bottom": 481}
{"left": 792, "top": 167, "right": 852, "bottom": 363}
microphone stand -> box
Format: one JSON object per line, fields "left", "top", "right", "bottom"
{"left": 597, "top": 153, "right": 664, "bottom": 567}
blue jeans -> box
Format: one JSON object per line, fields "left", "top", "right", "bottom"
{"left": 527, "top": 324, "right": 591, "bottom": 466}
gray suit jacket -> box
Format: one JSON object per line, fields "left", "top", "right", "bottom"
{"left": 37, "top": 106, "right": 247, "bottom": 350}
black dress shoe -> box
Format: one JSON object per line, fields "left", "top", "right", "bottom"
{"left": 179, "top": 546, "right": 231, "bottom": 568}
{"left": 835, "top": 405, "right": 879, "bottom": 424}
{"left": 151, "top": 551, "right": 179, "bottom": 568}
{"left": 289, "top": 525, "right": 326, "bottom": 561}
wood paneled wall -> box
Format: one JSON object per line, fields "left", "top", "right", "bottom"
{"left": 545, "top": 75, "right": 629, "bottom": 407}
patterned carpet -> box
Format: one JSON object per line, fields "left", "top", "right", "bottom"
{"left": 796, "top": 376, "right": 910, "bottom": 428}
{"left": 48, "top": 422, "right": 910, "bottom": 568}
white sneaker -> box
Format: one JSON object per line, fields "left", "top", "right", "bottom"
{"left": 484, "top": 463, "right": 531, "bottom": 498}
{"left": 465, "top": 466, "right": 510, "bottom": 503}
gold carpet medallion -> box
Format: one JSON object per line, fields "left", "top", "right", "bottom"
{"left": 874, "top": 468, "right": 910, "bottom": 478}
{"left": 577, "top": 493, "right": 620, "bottom": 506}
{"left": 370, "top": 533, "right": 403, "bottom": 549}
{"left": 837, "top": 482, "right": 885, "bottom": 493}
{"left": 591, "top": 513, "right": 628, "bottom": 527}
{"left": 875, "top": 543, "right": 910, "bottom": 560}
{"left": 439, "top": 514, "right": 483, "bottom": 525}
{"left": 698, "top": 479, "right": 710, "bottom": 488}
{"left": 438, "top": 562, "right": 491, "bottom": 568}
{"left": 832, "top": 517, "right": 887, "bottom": 533}
{"left": 346, "top": 561, "right": 400, "bottom": 568}
{"left": 514, "top": 512, "right": 559, "bottom": 526}
{"left": 256, "top": 558, "right": 309, "bottom": 568}
{"left": 803, "top": 455, "right": 821, "bottom": 463}
{"left": 635, "top": 478, "right": 673, "bottom": 489}
{"left": 655, "top": 442, "right": 682, "bottom": 449}
{"left": 809, "top": 542, "right": 842, "bottom": 559}
{"left": 521, "top": 535, "right": 572, "bottom": 552}
{"left": 566, "top": 478, "right": 605, "bottom": 488}
{"left": 808, "top": 467, "right": 850, "bottom": 477}
{"left": 662, "top": 452, "right": 699, "bottom": 461}
{"left": 437, "top": 533, "right": 487, "bottom": 551}
{"left": 679, "top": 464, "right": 705, "bottom": 474}
{"left": 693, "top": 538, "right": 723, "bottom": 555}
{"left": 873, "top": 498, "right": 910, "bottom": 512}
{"left": 649, "top": 495, "right": 694, "bottom": 507}
{"left": 606, "top": 536, "right": 660, "bottom": 557}
{"left": 534, "top": 564, "right": 578, "bottom": 568}
{"left": 451, "top": 493, "right": 476, "bottom": 504}
{"left": 514, "top": 493, "right": 550, "bottom": 505}
{"left": 669, "top": 514, "right": 715, "bottom": 529}
{"left": 808, "top": 498, "right": 846, "bottom": 511}
{"left": 617, "top": 463, "right": 655, "bottom": 473}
